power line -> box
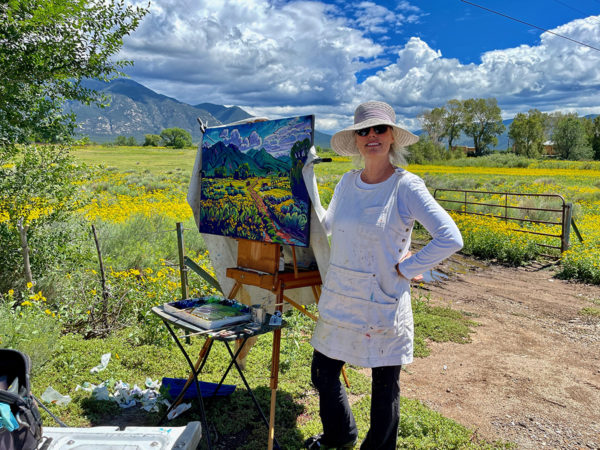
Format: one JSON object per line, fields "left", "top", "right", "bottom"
{"left": 551, "top": 0, "right": 600, "bottom": 24}
{"left": 459, "top": 0, "right": 600, "bottom": 53}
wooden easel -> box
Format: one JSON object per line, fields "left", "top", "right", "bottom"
{"left": 222, "top": 238, "right": 350, "bottom": 449}
{"left": 225, "top": 238, "right": 323, "bottom": 450}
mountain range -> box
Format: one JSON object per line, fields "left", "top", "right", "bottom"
{"left": 201, "top": 141, "right": 290, "bottom": 177}
{"left": 67, "top": 78, "right": 332, "bottom": 148}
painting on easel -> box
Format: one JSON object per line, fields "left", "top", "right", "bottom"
{"left": 199, "top": 115, "right": 314, "bottom": 247}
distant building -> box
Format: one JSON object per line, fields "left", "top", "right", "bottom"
{"left": 543, "top": 140, "right": 556, "bottom": 156}
{"left": 452, "top": 145, "right": 476, "bottom": 156}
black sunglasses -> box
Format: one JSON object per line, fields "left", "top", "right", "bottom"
{"left": 355, "top": 125, "right": 390, "bottom": 137}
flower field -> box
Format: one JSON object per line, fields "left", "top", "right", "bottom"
{"left": 313, "top": 158, "right": 600, "bottom": 283}
{"left": 68, "top": 156, "right": 600, "bottom": 284}
{"left": 2, "top": 148, "right": 597, "bottom": 448}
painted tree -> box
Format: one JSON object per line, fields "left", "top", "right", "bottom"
{"left": 508, "top": 109, "right": 547, "bottom": 158}
{"left": 234, "top": 162, "right": 251, "bottom": 180}
{"left": 462, "top": 98, "right": 505, "bottom": 156}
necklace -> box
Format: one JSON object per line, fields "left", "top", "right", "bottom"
{"left": 361, "top": 165, "right": 395, "bottom": 184}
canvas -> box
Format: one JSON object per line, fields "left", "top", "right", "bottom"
{"left": 199, "top": 115, "right": 314, "bottom": 247}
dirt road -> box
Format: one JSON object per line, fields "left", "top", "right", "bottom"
{"left": 402, "top": 254, "right": 600, "bottom": 449}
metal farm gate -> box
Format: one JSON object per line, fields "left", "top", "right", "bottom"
{"left": 433, "top": 188, "right": 583, "bottom": 257}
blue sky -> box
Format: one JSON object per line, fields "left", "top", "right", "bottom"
{"left": 120, "top": 0, "right": 600, "bottom": 133}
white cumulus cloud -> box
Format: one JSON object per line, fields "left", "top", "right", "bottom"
{"left": 120, "top": 1, "right": 600, "bottom": 133}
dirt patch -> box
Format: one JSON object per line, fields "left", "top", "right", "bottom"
{"left": 402, "top": 255, "right": 600, "bottom": 449}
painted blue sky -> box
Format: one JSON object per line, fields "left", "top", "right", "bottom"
{"left": 203, "top": 115, "right": 313, "bottom": 157}
{"left": 121, "top": 0, "right": 600, "bottom": 132}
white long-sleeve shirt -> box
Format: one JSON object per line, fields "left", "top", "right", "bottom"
{"left": 311, "top": 167, "right": 463, "bottom": 367}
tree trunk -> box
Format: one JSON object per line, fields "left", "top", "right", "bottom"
{"left": 17, "top": 218, "right": 33, "bottom": 290}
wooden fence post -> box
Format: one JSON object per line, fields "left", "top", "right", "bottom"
{"left": 176, "top": 222, "right": 189, "bottom": 300}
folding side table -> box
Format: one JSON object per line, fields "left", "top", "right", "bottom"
{"left": 152, "top": 305, "right": 284, "bottom": 450}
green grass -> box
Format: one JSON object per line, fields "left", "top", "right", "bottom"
{"left": 412, "top": 289, "right": 477, "bottom": 358}
{"left": 10, "top": 144, "right": 516, "bottom": 448}
{"left": 579, "top": 306, "right": 600, "bottom": 318}
{"left": 20, "top": 295, "right": 502, "bottom": 449}
{"left": 73, "top": 145, "right": 198, "bottom": 174}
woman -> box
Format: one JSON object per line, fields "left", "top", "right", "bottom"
{"left": 306, "top": 101, "right": 463, "bottom": 449}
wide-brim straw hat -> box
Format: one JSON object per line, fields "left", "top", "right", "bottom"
{"left": 331, "top": 101, "right": 419, "bottom": 156}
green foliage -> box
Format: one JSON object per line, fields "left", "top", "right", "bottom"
{"left": 592, "top": 116, "right": 600, "bottom": 161}
{"left": 93, "top": 214, "right": 206, "bottom": 270}
{"left": 143, "top": 134, "right": 162, "bottom": 147}
{"left": 412, "top": 289, "right": 476, "bottom": 358}
{"left": 557, "top": 243, "right": 600, "bottom": 284}
{"left": 0, "top": 0, "right": 148, "bottom": 147}
{"left": 552, "top": 116, "right": 594, "bottom": 160}
{"left": 444, "top": 99, "right": 464, "bottom": 151}
{"left": 418, "top": 99, "right": 465, "bottom": 151}
{"left": 0, "top": 291, "right": 61, "bottom": 374}
{"left": 160, "top": 128, "right": 193, "bottom": 149}
{"left": 446, "top": 153, "right": 532, "bottom": 168}
{"left": 508, "top": 109, "right": 546, "bottom": 158}
{"left": 397, "top": 397, "right": 512, "bottom": 449}
{"left": 579, "top": 306, "right": 600, "bottom": 318}
{"left": 419, "top": 107, "right": 447, "bottom": 145}
{"left": 459, "top": 218, "right": 540, "bottom": 266}
{"left": 462, "top": 98, "right": 505, "bottom": 156}
{"left": 0, "top": 145, "right": 85, "bottom": 289}
{"left": 115, "top": 135, "right": 137, "bottom": 146}
{"left": 407, "top": 136, "right": 458, "bottom": 164}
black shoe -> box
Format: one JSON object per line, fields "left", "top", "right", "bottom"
{"left": 304, "top": 433, "right": 356, "bottom": 449}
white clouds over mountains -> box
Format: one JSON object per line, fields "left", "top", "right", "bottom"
{"left": 121, "top": 0, "right": 600, "bottom": 132}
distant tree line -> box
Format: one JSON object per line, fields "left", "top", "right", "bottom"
{"left": 108, "top": 127, "right": 193, "bottom": 148}
{"left": 414, "top": 98, "right": 600, "bottom": 161}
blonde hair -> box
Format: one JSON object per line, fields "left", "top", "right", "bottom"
{"left": 351, "top": 141, "right": 409, "bottom": 167}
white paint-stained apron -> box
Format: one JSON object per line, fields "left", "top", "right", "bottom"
{"left": 311, "top": 170, "right": 414, "bottom": 367}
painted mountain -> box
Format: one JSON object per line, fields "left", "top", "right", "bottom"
{"left": 201, "top": 142, "right": 290, "bottom": 177}
{"left": 198, "top": 115, "right": 314, "bottom": 247}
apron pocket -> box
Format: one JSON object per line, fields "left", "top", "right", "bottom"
{"left": 319, "top": 288, "right": 399, "bottom": 334}
{"left": 324, "top": 264, "right": 375, "bottom": 301}
{"left": 319, "top": 264, "right": 401, "bottom": 335}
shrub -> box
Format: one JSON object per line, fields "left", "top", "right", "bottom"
{"left": 0, "top": 290, "right": 61, "bottom": 374}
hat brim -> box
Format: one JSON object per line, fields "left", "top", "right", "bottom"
{"left": 331, "top": 118, "right": 419, "bottom": 156}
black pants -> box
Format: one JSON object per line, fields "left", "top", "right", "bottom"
{"left": 311, "top": 350, "right": 402, "bottom": 450}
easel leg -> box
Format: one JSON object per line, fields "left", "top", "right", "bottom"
{"left": 268, "top": 326, "right": 281, "bottom": 450}
{"left": 267, "top": 284, "right": 284, "bottom": 450}
{"left": 233, "top": 335, "right": 258, "bottom": 370}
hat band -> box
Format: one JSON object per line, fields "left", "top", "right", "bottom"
{"left": 355, "top": 110, "right": 393, "bottom": 124}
